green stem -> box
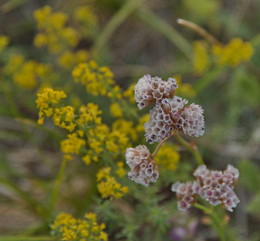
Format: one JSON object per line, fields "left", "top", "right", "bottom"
{"left": 49, "top": 158, "right": 67, "bottom": 212}
{"left": 175, "top": 132, "right": 204, "bottom": 165}
{"left": 0, "top": 177, "right": 49, "bottom": 219}
{"left": 152, "top": 132, "right": 174, "bottom": 157}
{"left": 194, "top": 203, "right": 227, "bottom": 241}
{"left": 92, "top": 0, "right": 144, "bottom": 56}
{"left": 0, "top": 237, "right": 54, "bottom": 241}
{"left": 136, "top": 6, "right": 192, "bottom": 60}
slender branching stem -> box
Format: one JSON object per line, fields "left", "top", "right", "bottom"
{"left": 151, "top": 132, "right": 175, "bottom": 157}
{"left": 177, "top": 18, "right": 221, "bottom": 45}
{"left": 49, "top": 158, "right": 67, "bottom": 212}
{"left": 175, "top": 132, "right": 204, "bottom": 165}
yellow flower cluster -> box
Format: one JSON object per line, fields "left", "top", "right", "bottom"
{"left": 34, "top": 6, "right": 78, "bottom": 53}
{"left": 136, "top": 114, "right": 150, "bottom": 133}
{"left": 58, "top": 50, "right": 89, "bottom": 70}
{"left": 97, "top": 167, "right": 128, "bottom": 199}
{"left": 61, "top": 133, "right": 86, "bottom": 160}
{"left": 174, "top": 76, "right": 196, "bottom": 98}
{"left": 155, "top": 144, "right": 180, "bottom": 171}
{"left": 123, "top": 83, "right": 135, "bottom": 103}
{"left": 36, "top": 88, "right": 67, "bottom": 125}
{"left": 4, "top": 54, "right": 51, "bottom": 89}
{"left": 73, "top": 6, "right": 98, "bottom": 38}
{"left": 53, "top": 106, "right": 76, "bottom": 132}
{"left": 193, "top": 41, "right": 210, "bottom": 74}
{"left": 72, "top": 61, "right": 121, "bottom": 98}
{"left": 51, "top": 212, "right": 108, "bottom": 241}
{"left": 115, "top": 162, "right": 127, "bottom": 178}
{"left": 110, "top": 102, "right": 123, "bottom": 118}
{"left": 0, "top": 35, "right": 9, "bottom": 52}
{"left": 112, "top": 119, "right": 138, "bottom": 141}
{"left": 212, "top": 38, "right": 254, "bottom": 67}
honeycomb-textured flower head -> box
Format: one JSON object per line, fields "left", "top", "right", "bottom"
{"left": 194, "top": 165, "right": 240, "bottom": 212}
{"left": 125, "top": 145, "right": 159, "bottom": 186}
{"left": 144, "top": 104, "right": 174, "bottom": 144}
{"left": 134, "top": 74, "right": 178, "bottom": 109}
{"left": 176, "top": 104, "right": 205, "bottom": 137}
{"left": 171, "top": 181, "right": 200, "bottom": 211}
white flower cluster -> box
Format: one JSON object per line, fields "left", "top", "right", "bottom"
{"left": 134, "top": 74, "right": 205, "bottom": 144}
{"left": 125, "top": 145, "right": 159, "bottom": 186}
{"left": 171, "top": 165, "right": 240, "bottom": 212}
{"left": 134, "top": 74, "right": 178, "bottom": 109}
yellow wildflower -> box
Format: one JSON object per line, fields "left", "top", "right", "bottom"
{"left": 106, "top": 129, "right": 129, "bottom": 154}
{"left": 155, "top": 144, "right": 180, "bottom": 171}
{"left": 60, "top": 133, "right": 86, "bottom": 160}
{"left": 53, "top": 106, "right": 76, "bottom": 132}
{"left": 116, "top": 162, "right": 127, "bottom": 178}
{"left": 72, "top": 61, "right": 115, "bottom": 97}
{"left": 212, "top": 38, "right": 254, "bottom": 67}
{"left": 51, "top": 212, "right": 108, "bottom": 241}
{"left": 77, "top": 103, "right": 102, "bottom": 127}
{"left": 112, "top": 119, "right": 137, "bottom": 141}
{"left": 36, "top": 88, "right": 67, "bottom": 125}
{"left": 110, "top": 102, "right": 123, "bottom": 118}
{"left": 136, "top": 114, "right": 150, "bottom": 133}
{"left": 174, "top": 76, "right": 196, "bottom": 98}
{"left": 97, "top": 167, "right": 128, "bottom": 199}
{"left": 123, "top": 83, "right": 135, "bottom": 103}
{"left": 0, "top": 35, "right": 9, "bottom": 52}
{"left": 193, "top": 41, "right": 210, "bottom": 74}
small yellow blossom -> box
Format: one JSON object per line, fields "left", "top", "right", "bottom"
{"left": 136, "top": 114, "right": 150, "bottom": 133}
{"left": 0, "top": 35, "right": 9, "bottom": 52}
{"left": 110, "top": 102, "right": 123, "bottom": 118}
{"left": 193, "top": 41, "right": 210, "bottom": 74}
{"left": 116, "top": 162, "right": 127, "bottom": 178}
{"left": 155, "top": 144, "right": 180, "bottom": 171}
{"left": 97, "top": 167, "right": 128, "bottom": 199}
{"left": 53, "top": 106, "right": 76, "bottom": 132}
{"left": 77, "top": 103, "right": 102, "bottom": 127}
{"left": 60, "top": 133, "right": 86, "bottom": 160}
{"left": 212, "top": 38, "right": 254, "bottom": 67}
{"left": 123, "top": 83, "right": 135, "bottom": 103}
{"left": 36, "top": 88, "right": 67, "bottom": 125}
{"left": 72, "top": 61, "right": 116, "bottom": 97}
{"left": 51, "top": 212, "right": 108, "bottom": 241}
{"left": 112, "top": 119, "right": 138, "bottom": 141}
{"left": 174, "top": 75, "right": 196, "bottom": 98}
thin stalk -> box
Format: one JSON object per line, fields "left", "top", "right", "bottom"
{"left": 0, "top": 237, "right": 54, "bottom": 241}
{"left": 49, "top": 158, "right": 67, "bottom": 212}
{"left": 152, "top": 132, "right": 175, "bottom": 157}
{"left": 175, "top": 132, "right": 204, "bottom": 165}
{"left": 194, "top": 203, "right": 227, "bottom": 241}
{"left": 177, "top": 18, "right": 221, "bottom": 45}
{"left": 92, "top": 0, "right": 144, "bottom": 56}
{"left": 136, "top": 6, "right": 192, "bottom": 60}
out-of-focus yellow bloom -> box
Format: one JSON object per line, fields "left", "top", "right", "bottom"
{"left": 112, "top": 119, "right": 138, "bottom": 141}
{"left": 0, "top": 35, "right": 9, "bottom": 52}
{"left": 97, "top": 167, "right": 128, "bottom": 199}
{"left": 116, "top": 162, "right": 127, "bottom": 178}
{"left": 123, "top": 83, "right": 135, "bottom": 103}
{"left": 36, "top": 88, "right": 67, "bottom": 125}
{"left": 53, "top": 106, "right": 76, "bottom": 132}
{"left": 110, "top": 102, "right": 123, "bottom": 118}
{"left": 212, "top": 38, "right": 254, "bottom": 67}
{"left": 106, "top": 129, "right": 129, "bottom": 154}
{"left": 155, "top": 144, "right": 180, "bottom": 171}
{"left": 77, "top": 103, "right": 102, "bottom": 127}
{"left": 61, "top": 133, "right": 86, "bottom": 160}
{"left": 174, "top": 75, "right": 196, "bottom": 98}
{"left": 193, "top": 41, "right": 210, "bottom": 74}
{"left": 73, "top": 6, "right": 98, "bottom": 37}
{"left": 33, "top": 6, "right": 79, "bottom": 54}
{"left": 136, "top": 114, "right": 150, "bottom": 133}
{"left": 51, "top": 212, "right": 108, "bottom": 241}
{"left": 72, "top": 61, "right": 117, "bottom": 97}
